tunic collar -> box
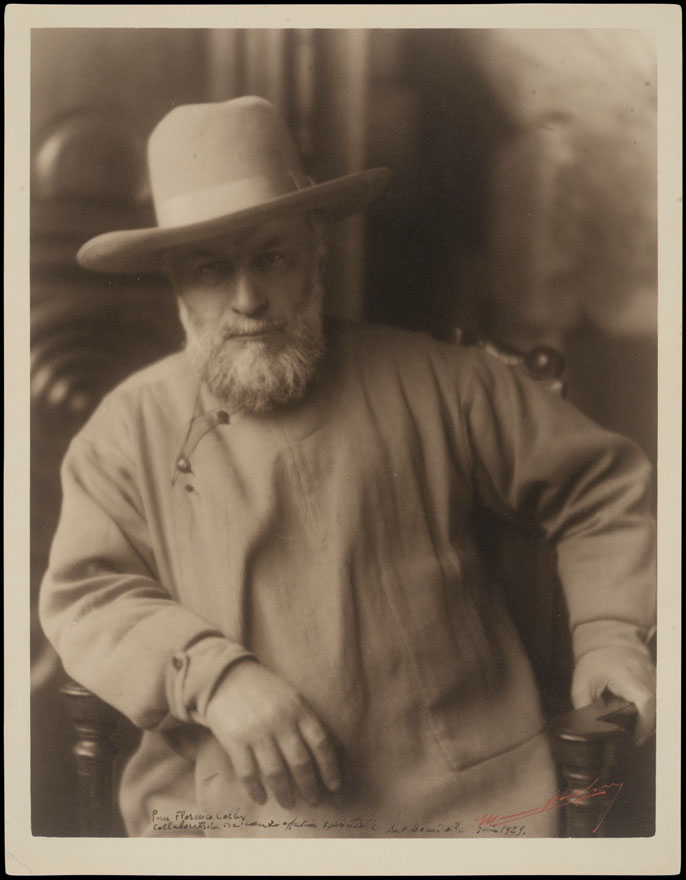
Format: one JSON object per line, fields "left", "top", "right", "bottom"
{"left": 171, "top": 358, "right": 236, "bottom": 484}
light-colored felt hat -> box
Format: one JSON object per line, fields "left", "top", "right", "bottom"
{"left": 76, "top": 96, "right": 392, "bottom": 274}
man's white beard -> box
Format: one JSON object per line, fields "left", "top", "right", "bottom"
{"left": 179, "top": 273, "right": 325, "bottom": 414}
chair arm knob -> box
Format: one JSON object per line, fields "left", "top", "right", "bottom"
{"left": 549, "top": 695, "right": 636, "bottom": 837}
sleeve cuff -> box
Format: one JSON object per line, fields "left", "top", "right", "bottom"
{"left": 164, "top": 635, "right": 256, "bottom": 724}
{"left": 572, "top": 618, "right": 654, "bottom": 663}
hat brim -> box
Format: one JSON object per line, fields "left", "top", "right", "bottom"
{"left": 77, "top": 167, "right": 392, "bottom": 274}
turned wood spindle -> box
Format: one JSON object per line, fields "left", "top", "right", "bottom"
{"left": 550, "top": 695, "right": 636, "bottom": 837}
{"left": 60, "top": 679, "right": 121, "bottom": 837}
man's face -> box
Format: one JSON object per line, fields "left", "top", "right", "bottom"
{"left": 166, "top": 216, "right": 326, "bottom": 413}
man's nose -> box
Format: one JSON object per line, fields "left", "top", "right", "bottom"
{"left": 230, "top": 270, "right": 268, "bottom": 318}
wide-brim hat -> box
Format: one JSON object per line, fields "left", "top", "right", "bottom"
{"left": 76, "top": 96, "right": 392, "bottom": 274}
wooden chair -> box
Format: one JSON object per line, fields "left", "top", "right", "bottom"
{"left": 58, "top": 686, "right": 639, "bottom": 839}
{"left": 56, "top": 336, "right": 645, "bottom": 838}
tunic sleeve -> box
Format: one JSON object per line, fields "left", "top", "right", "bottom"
{"left": 455, "top": 347, "right": 656, "bottom": 662}
{"left": 38, "top": 430, "right": 255, "bottom": 730}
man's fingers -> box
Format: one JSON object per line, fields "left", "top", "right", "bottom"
{"left": 571, "top": 649, "right": 656, "bottom": 747}
{"left": 570, "top": 678, "right": 596, "bottom": 710}
{"left": 227, "top": 744, "right": 267, "bottom": 805}
{"left": 299, "top": 715, "right": 341, "bottom": 793}
{"left": 253, "top": 739, "right": 296, "bottom": 809}
{"left": 605, "top": 677, "right": 656, "bottom": 744}
{"left": 205, "top": 663, "right": 343, "bottom": 807}
{"left": 278, "top": 731, "right": 323, "bottom": 806}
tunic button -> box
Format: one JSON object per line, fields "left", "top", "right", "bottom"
{"left": 172, "top": 656, "right": 183, "bottom": 671}
{"left": 176, "top": 456, "right": 191, "bottom": 473}
{"left": 215, "top": 410, "right": 230, "bottom": 424}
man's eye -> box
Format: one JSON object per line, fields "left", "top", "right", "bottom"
{"left": 253, "top": 250, "right": 289, "bottom": 271}
{"left": 191, "top": 262, "right": 229, "bottom": 285}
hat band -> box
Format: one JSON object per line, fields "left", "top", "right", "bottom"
{"left": 156, "top": 171, "right": 309, "bottom": 228}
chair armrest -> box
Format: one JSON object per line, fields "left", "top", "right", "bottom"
{"left": 549, "top": 694, "right": 637, "bottom": 837}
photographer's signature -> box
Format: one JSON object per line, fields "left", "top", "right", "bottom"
{"left": 475, "top": 778, "right": 624, "bottom": 835}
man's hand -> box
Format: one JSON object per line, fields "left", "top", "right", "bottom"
{"left": 204, "top": 659, "right": 342, "bottom": 809}
{"left": 571, "top": 646, "right": 656, "bottom": 745}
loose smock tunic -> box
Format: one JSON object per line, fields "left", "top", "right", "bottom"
{"left": 39, "top": 322, "right": 655, "bottom": 838}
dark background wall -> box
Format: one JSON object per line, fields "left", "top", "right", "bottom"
{"left": 30, "top": 28, "right": 657, "bottom": 836}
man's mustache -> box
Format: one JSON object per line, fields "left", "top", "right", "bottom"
{"left": 218, "top": 318, "right": 284, "bottom": 339}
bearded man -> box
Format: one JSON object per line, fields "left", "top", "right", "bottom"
{"left": 39, "top": 96, "right": 656, "bottom": 838}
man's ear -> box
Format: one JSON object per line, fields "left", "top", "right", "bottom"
{"left": 176, "top": 295, "right": 193, "bottom": 341}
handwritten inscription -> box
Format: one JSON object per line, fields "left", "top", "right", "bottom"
{"left": 151, "top": 780, "right": 623, "bottom": 836}
{"left": 386, "top": 820, "right": 464, "bottom": 835}
{"left": 475, "top": 823, "right": 527, "bottom": 837}
{"left": 151, "top": 809, "right": 464, "bottom": 835}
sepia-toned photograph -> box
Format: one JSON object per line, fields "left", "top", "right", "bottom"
{"left": 6, "top": 4, "right": 681, "bottom": 875}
